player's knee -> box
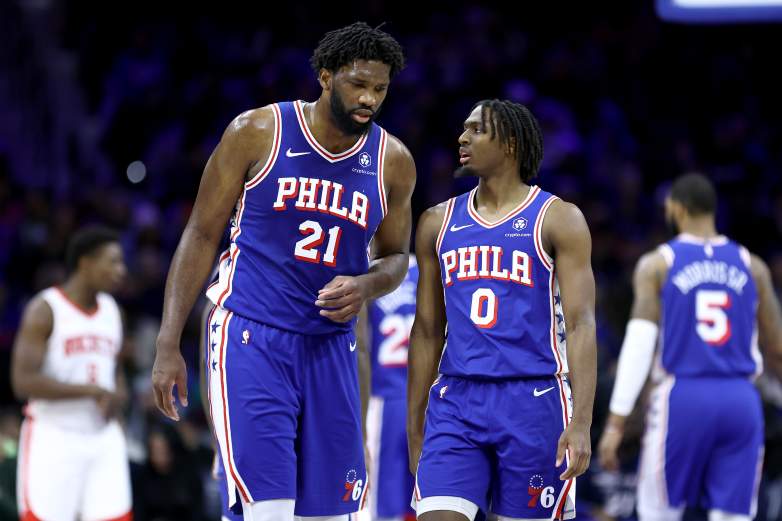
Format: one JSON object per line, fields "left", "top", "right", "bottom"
{"left": 242, "top": 499, "right": 295, "bottom": 521}
{"left": 708, "top": 509, "right": 751, "bottom": 521}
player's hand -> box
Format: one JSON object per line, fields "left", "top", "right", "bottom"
{"left": 316, "top": 275, "right": 370, "bottom": 323}
{"left": 556, "top": 420, "right": 591, "bottom": 480}
{"left": 151, "top": 339, "right": 189, "bottom": 421}
{"left": 95, "top": 389, "right": 123, "bottom": 420}
{"left": 597, "top": 423, "right": 624, "bottom": 472}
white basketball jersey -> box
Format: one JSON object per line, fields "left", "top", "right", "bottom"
{"left": 26, "top": 287, "right": 122, "bottom": 432}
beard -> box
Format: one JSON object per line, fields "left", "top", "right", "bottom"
{"left": 329, "top": 89, "right": 379, "bottom": 136}
{"left": 454, "top": 166, "right": 479, "bottom": 178}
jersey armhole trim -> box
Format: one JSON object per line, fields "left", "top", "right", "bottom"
{"left": 435, "top": 198, "right": 456, "bottom": 254}
{"left": 377, "top": 128, "right": 388, "bottom": 217}
{"left": 245, "top": 103, "right": 282, "bottom": 190}
{"left": 657, "top": 244, "right": 675, "bottom": 268}
{"left": 738, "top": 245, "right": 752, "bottom": 269}
{"left": 533, "top": 195, "right": 559, "bottom": 271}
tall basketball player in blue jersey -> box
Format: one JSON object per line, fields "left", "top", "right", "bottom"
{"left": 408, "top": 100, "right": 597, "bottom": 521}
{"left": 151, "top": 22, "right": 417, "bottom": 521}
{"left": 361, "top": 255, "right": 418, "bottom": 521}
{"left": 598, "top": 173, "right": 782, "bottom": 521}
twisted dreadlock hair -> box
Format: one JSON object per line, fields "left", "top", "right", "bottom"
{"left": 310, "top": 22, "right": 405, "bottom": 78}
{"left": 474, "top": 99, "right": 544, "bottom": 182}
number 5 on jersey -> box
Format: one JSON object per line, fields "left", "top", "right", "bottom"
{"left": 294, "top": 220, "right": 342, "bottom": 266}
{"left": 696, "top": 289, "right": 731, "bottom": 346}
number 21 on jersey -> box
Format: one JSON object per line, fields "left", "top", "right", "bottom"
{"left": 294, "top": 220, "right": 342, "bottom": 266}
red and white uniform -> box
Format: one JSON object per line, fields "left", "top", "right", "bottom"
{"left": 17, "top": 287, "right": 131, "bottom": 521}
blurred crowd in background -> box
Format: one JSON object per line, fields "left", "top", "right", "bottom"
{"left": 1, "top": 2, "right": 781, "bottom": 520}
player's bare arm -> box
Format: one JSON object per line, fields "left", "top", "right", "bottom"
{"left": 597, "top": 250, "right": 667, "bottom": 471}
{"left": 316, "top": 134, "right": 416, "bottom": 323}
{"left": 152, "top": 106, "right": 276, "bottom": 421}
{"left": 750, "top": 253, "right": 782, "bottom": 379}
{"left": 542, "top": 200, "right": 597, "bottom": 480}
{"left": 11, "top": 296, "right": 107, "bottom": 401}
{"left": 407, "top": 204, "right": 448, "bottom": 474}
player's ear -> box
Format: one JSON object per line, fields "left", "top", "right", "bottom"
{"left": 318, "top": 69, "right": 332, "bottom": 91}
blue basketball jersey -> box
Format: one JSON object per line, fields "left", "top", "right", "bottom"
{"left": 658, "top": 234, "right": 760, "bottom": 378}
{"left": 436, "top": 185, "right": 567, "bottom": 378}
{"left": 206, "top": 101, "right": 388, "bottom": 334}
{"left": 368, "top": 256, "right": 418, "bottom": 398}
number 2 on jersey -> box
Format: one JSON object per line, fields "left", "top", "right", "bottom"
{"left": 294, "top": 220, "right": 342, "bottom": 266}
{"left": 378, "top": 313, "right": 414, "bottom": 367}
{"left": 696, "top": 289, "right": 731, "bottom": 346}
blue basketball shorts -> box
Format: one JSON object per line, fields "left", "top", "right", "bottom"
{"left": 637, "top": 376, "right": 764, "bottom": 519}
{"left": 212, "top": 455, "right": 243, "bottom": 521}
{"left": 414, "top": 374, "right": 576, "bottom": 520}
{"left": 366, "top": 395, "right": 415, "bottom": 519}
{"left": 205, "top": 305, "right": 367, "bottom": 517}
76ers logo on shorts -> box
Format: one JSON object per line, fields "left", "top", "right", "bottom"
{"left": 528, "top": 474, "right": 556, "bottom": 509}
{"left": 342, "top": 469, "right": 364, "bottom": 502}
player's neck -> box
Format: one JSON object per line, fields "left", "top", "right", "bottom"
{"left": 678, "top": 216, "right": 718, "bottom": 239}
{"left": 306, "top": 99, "right": 363, "bottom": 154}
{"left": 476, "top": 174, "right": 530, "bottom": 212}
{"left": 60, "top": 277, "right": 98, "bottom": 310}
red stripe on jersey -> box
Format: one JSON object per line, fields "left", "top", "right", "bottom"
{"left": 294, "top": 101, "right": 368, "bottom": 161}
{"left": 246, "top": 103, "right": 282, "bottom": 189}
{"left": 534, "top": 196, "right": 557, "bottom": 271}
{"left": 55, "top": 287, "right": 99, "bottom": 317}
{"left": 435, "top": 198, "right": 455, "bottom": 253}
{"left": 467, "top": 185, "right": 540, "bottom": 228}
{"left": 377, "top": 129, "right": 388, "bottom": 215}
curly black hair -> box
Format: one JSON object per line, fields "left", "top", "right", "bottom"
{"left": 474, "top": 99, "right": 544, "bottom": 183}
{"left": 310, "top": 22, "right": 405, "bottom": 78}
{"left": 65, "top": 225, "right": 120, "bottom": 273}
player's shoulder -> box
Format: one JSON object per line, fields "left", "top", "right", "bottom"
{"left": 541, "top": 196, "right": 590, "bottom": 246}
{"left": 746, "top": 251, "right": 771, "bottom": 286}
{"left": 20, "top": 290, "right": 54, "bottom": 330}
{"left": 381, "top": 131, "right": 416, "bottom": 181}
{"left": 634, "top": 247, "right": 671, "bottom": 286}
{"left": 545, "top": 197, "right": 584, "bottom": 224}
{"left": 221, "top": 105, "right": 279, "bottom": 147}
{"left": 415, "top": 200, "right": 451, "bottom": 245}
{"left": 229, "top": 105, "right": 277, "bottom": 134}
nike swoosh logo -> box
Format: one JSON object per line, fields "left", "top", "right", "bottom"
{"left": 450, "top": 224, "right": 474, "bottom": 232}
{"left": 533, "top": 386, "right": 556, "bottom": 397}
{"left": 286, "top": 148, "right": 311, "bottom": 157}
{"left": 349, "top": 341, "right": 357, "bottom": 352}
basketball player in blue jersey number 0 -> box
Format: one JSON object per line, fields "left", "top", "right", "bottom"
{"left": 598, "top": 173, "right": 782, "bottom": 521}
{"left": 408, "top": 100, "right": 597, "bottom": 521}
{"left": 151, "top": 22, "right": 416, "bottom": 521}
